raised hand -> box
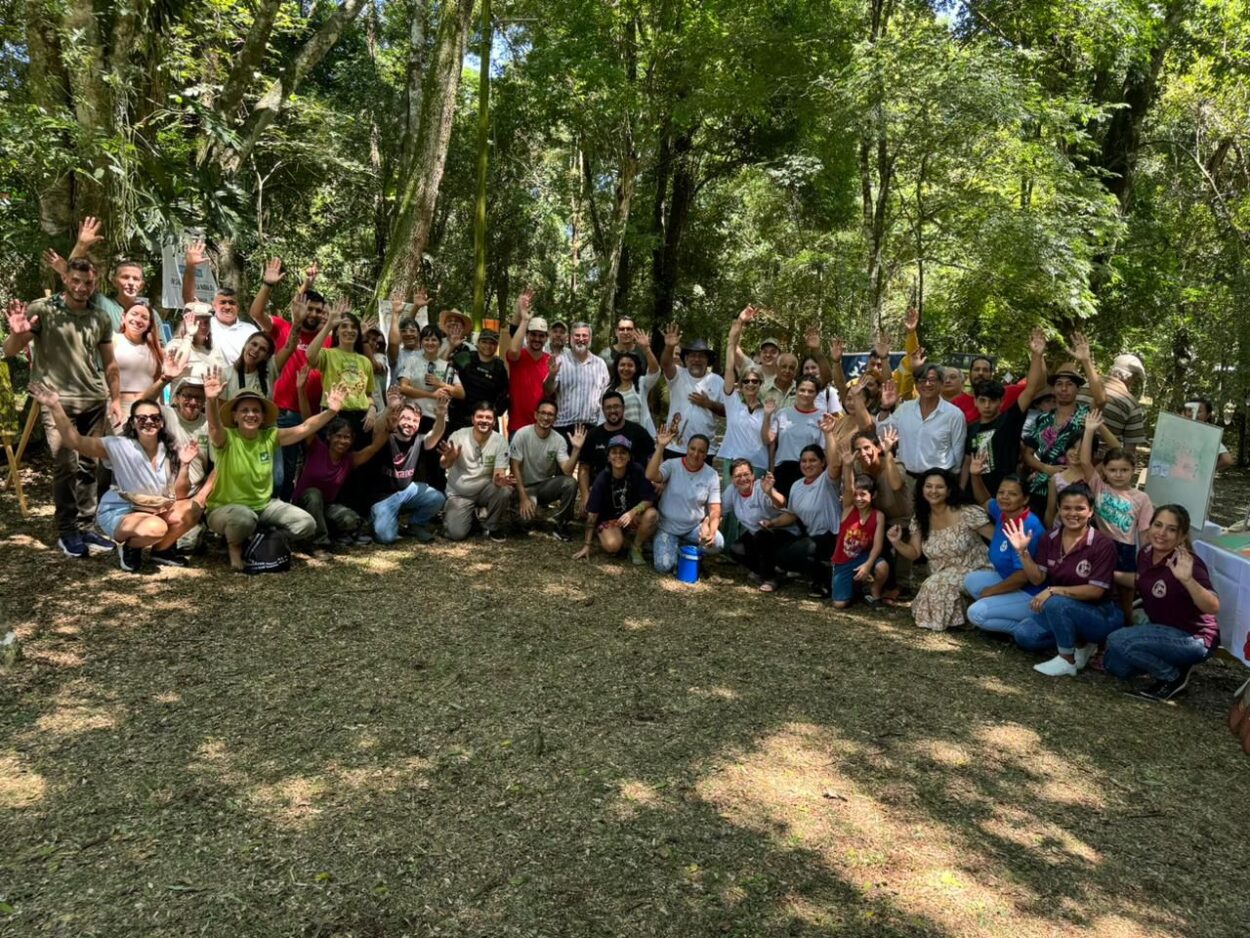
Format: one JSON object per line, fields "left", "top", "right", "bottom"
{"left": 570, "top": 423, "right": 588, "bottom": 449}
{"left": 886, "top": 524, "right": 902, "bottom": 544}
{"left": 910, "top": 346, "right": 927, "bottom": 370}
{"left": 161, "top": 345, "right": 190, "bottom": 380}
{"left": 760, "top": 471, "right": 775, "bottom": 494}
{"left": 290, "top": 292, "right": 308, "bottom": 327}
{"left": 412, "top": 287, "right": 430, "bottom": 310}
{"left": 26, "top": 381, "right": 60, "bottom": 408}
{"left": 1068, "top": 331, "right": 1092, "bottom": 362}
{"left": 763, "top": 398, "right": 778, "bottom": 417}
{"left": 386, "top": 385, "right": 404, "bottom": 410}
{"left": 1085, "top": 407, "right": 1104, "bottom": 433}
{"left": 202, "top": 365, "right": 224, "bottom": 400}
{"left": 663, "top": 322, "right": 682, "bottom": 348}
{"left": 1167, "top": 547, "right": 1195, "bottom": 582}
{"left": 1029, "top": 326, "right": 1046, "bottom": 356}
{"left": 872, "top": 331, "right": 889, "bottom": 360}
{"left": 830, "top": 336, "right": 844, "bottom": 361}
{"left": 516, "top": 286, "right": 534, "bottom": 319}
{"left": 880, "top": 424, "right": 900, "bottom": 454}
{"left": 1003, "top": 516, "right": 1032, "bottom": 553}
{"left": 969, "top": 450, "right": 988, "bottom": 476}
{"left": 434, "top": 393, "right": 450, "bottom": 417}
{"left": 819, "top": 412, "right": 839, "bottom": 434}
{"left": 737, "top": 304, "right": 758, "bottom": 324}
{"left": 880, "top": 379, "right": 899, "bottom": 410}
{"left": 804, "top": 325, "right": 821, "bottom": 350}
{"left": 185, "top": 239, "right": 207, "bottom": 266}
{"left": 546, "top": 356, "right": 562, "bottom": 380}
{"left": 838, "top": 435, "right": 855, "bottom": 464}
{"left": 331, "top": 297, "right": 351, "bottom": 319}
{"left": 262, "top": 257, "right": 284, "bottom": 286}
{"left": 656, "top": 415, "right": 681, "bottom": 449}
{"left": 178, "top": 439, "right": 199, "bottom": 465}
{"left": 6, "top": 299, "right": 37, "bottom": 335}
{"left": 303, "top": 260, "right": 321, "bottom": 285}
{"left": 296, "top": 364, "right": 311, "bottom": 388}
{"left": 904, "top": 306, "right": 919, "bottom": 332}
{"left": 41, "top": 248, "right": 68, "bottom": 277}
{"left": 76, "top": 216, "right": 104, "bottom": 249}
{"left": 326, "top": 383, "right": 348, "bottom": 412}
{"left": 389, "top": 289, "right": 407, "bottom": 318}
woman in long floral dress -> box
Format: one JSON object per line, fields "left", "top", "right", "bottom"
{"left": 888, "top": 469, "right": 994, "bottom": 631}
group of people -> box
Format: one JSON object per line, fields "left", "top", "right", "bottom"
{"left": 3, "top": 223, "right": 1228, "bottom": 706}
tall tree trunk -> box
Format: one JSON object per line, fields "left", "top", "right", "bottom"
{"left": 649, "top": 128, "right": 695, "bottom": 326}
{"left": 471, "top": 0, "right": 493, "bottom": 327}
{"left": 598, "top": 149, "right": 639, "bottom": 324}
{"left": 377, "top": 0, "right": 476, "bottom": 301}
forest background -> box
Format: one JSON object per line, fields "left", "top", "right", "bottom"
{"left": 1, "top": 0, "right": 1247, "bottom": 454}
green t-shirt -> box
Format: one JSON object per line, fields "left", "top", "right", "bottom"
{"left": 207, "top": 428, "right": 278, "bottom": 512}
{"left": 319, "top": 347, "right": 375, "bottom": 412}
{"left": 28, "top": 295, "right": 114, "bottom": 411}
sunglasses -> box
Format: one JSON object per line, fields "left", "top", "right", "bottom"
{"left": 133, "top": 414, "right": 164, "bottom": 427}
{"left": 741, "top": 378, "right": 762, "bottom": 386}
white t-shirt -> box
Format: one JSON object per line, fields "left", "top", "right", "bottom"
{"left": 720, "top": 390, "right": 769, "bottom": 468}
{"left": 786, "top": 471, "right": 841, "bottom": 537}
{"left": 399, "top": 355, "right": 461, "bottom": 418}
{"left": 657, "top": 457, "right": 721, "bottom": 535}
{"left": 161, "top": 405, "right": 210, "bottom": 491}
{"left": 664, "top": 366, "right": 724, "bottom": 455}
{"left": 102, "top": 435, "right": 173, "bottom": 497}
{"left": 508, "top": 424, "right": 569, "bottom": 486}
{"left": 771, "top": 406, "right": 824, "bottom": 464}
{"left": 721, "top": 481, "right": 796, "bottom": 535}
{"left": 446, "top": 427, "right": 509, "bottom": 498}
{"left": 210, "top": 318, "right": 259, "bottom": 368}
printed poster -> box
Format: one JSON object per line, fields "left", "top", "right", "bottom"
{"left": 1145, "top": 412, "right": 1223, "bottom": 531}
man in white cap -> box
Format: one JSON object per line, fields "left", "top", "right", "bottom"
{"left": 1080, "top": 352, "right": 1148, "bottom": 455}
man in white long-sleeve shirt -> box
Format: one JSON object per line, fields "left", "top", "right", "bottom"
{"left": 878, "top": 363, "right": 966, "bottom": 475}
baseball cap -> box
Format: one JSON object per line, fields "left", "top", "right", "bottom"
{"left": 527, "top": 317, "right": 549, "bottom": 333}
{"left": 607, "top": 434, "right": 632, "bottom": 451}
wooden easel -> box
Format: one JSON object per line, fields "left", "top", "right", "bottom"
{"left": 0, "top": 363, "right": 34, "bottom": 519}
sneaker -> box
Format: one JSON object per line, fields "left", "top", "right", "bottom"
{"left": 1034, "top": 655, "right": 1078, "bottom": 677}
{"left": 485, "top": 529, "right": 507, "bottom": 543}
{"left": 808, "top": 585, "right": 830, "bottom": 599}
{"left": 551, "top": 526, "right": 573, "bottom": 543}
{"left": 81, "top": 531, "right": 115, "bottom": 553}
{"left": 149, "top": 548, "right": 189, "bottom": 568}
{"left": 1134, "top": 668, "right": 1192, "bottom": 702}
{"left": 629, "top": 546, "right": 646, "bottom": 566}
{"left": 116, "top": 542, "right": 143, "bottom": 573}
{"left": 57, "top": 533, "right": 89, "bottom": 558}
{"left": 353, "top": 533, "right": 373, "bottom": 545}
{"left": 1073, "top": 644, "right": 1097, "bottom": 671}
{"left": 408, "top": 524, "right": 436, "bottom": 544}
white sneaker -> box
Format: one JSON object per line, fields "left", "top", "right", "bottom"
{"left": 1034, "top": 655, "right": 1078, "bottom": 677}
{"left": 1073, "top": 644, "right": 1097, "bottom": 671}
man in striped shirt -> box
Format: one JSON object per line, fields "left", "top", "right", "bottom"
{"left": 543, "top": 322, "right": 610, "bottom": 442}
{"left": 1078, "top": 353, "right": 1148, "bottom": 457}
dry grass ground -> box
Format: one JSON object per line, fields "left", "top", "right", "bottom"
{"left": 2, "top": 463, "right": 1250, "bottom": 938}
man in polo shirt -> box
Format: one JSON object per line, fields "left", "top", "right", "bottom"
{"left": 5, "top": 259, "right": 121, "bottom": 557}
{"left": 599, "top": 316, "right": 642, "bottom": 367}
{"left": 506, "top": 288, "right": 550, "bottom": 434}
{"left": 509, "top": 399, "right": 584, "bottom": 541}
{"left": 543, "top": 322, "right": 610, "bottom": 441}
{"left": 578, "top": 391, "right": 655, "bottom": 513}
{"left": 182, "top": 240, "right": 257, "bottom": 366}
{"left": 878, "top": 362, "right": 966, "bottom": 474}
{"left": 659, "top": 325, "right": 725, "bottom": 459}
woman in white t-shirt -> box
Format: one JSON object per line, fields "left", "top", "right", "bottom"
{"left": 765, "top": 417, "right": 844, "bottom": 597}
{"left": 646, "top": 418, "right": 724, "bottom": 573}
{"left": 113, "top": 304, "right": 163, "bottom": 405}
{"left": 763, "top": 376, "right": 827, "bottom": 499}
{"left": 172, "top": 304, "right": 228, "bottom": 381}
{"left": 610, "top": 350, "right": 659, "bottom": 434}
{"left": 225, "top": 331, "right": 283, "bottom": 400}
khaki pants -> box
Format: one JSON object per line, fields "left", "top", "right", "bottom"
{"left": 443, "top": 486, "right": 512, "bottom": 541}
{"left": 206, "top": 499, "right": 316, "bottom": 546}
{"left": 40, "top": 402, "right": 107, "bottom": 537}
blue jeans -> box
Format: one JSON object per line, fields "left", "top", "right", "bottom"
{"left": 1025, "top": 595, "right": 1124, "bottom": 655}
{"left": 276, "top": 409, "right": 304, "bottom": 499}
{"left": 369, "top": 483, "right": 446, "bottom": 544}
{"left": 1103, "top": 623, "right": 1213, "bottom": 683}
{"left": 654, "top": 525, "right": 724, "bottom": 573}
{"left": 964, "top": 570, "right": 1038, "bottom": 637}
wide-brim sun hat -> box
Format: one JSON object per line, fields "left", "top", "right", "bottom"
{"left": 680, "top": 338, "right": 717, "bottom": 366}
{"left": 438, "top": 309, "right": 472, "bottom": 333}
{"left": 1047, "top": 361, "right": 1086, "bottom": 387}
{"left": 220, "top": 389, "right": 279, "bottom": 428}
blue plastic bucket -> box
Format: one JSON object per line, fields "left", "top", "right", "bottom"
{"left": 676, "top": 545, "right": 701, "bottom": 583}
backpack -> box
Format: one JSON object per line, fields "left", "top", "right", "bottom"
{"left": 243, "top": 529, "right": 292, "bottom": 575}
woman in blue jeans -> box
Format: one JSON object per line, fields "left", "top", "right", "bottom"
{"left": 964, "top": 458, "right": 1047, "bottom": 635}
{"left": 1003, "top": 483, "right": 1125, "bottom": 677}
{"left": 1104, "top": 504, "right": 1221, "bottom": 701}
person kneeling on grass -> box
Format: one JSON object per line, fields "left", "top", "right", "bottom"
{"left": 1103, "top": 505, "right": 1221, "bottom": 702}
{"left": 440, "top": 402, "right": 513, "bottom": 542}
{"left": 722, "top": 462, "right": 797, "bottom": 593}
{"left": 830, "top": 437, "right": 888, "bottom": 608}
{"left": 574, "top": 435, "right": 659, "bottom": 564}
{"left": 510, "top": 399, "right": 584, "bottom": 541}
{"left": 202, "top": 366, "right": 347, "bottom": 571}
{"left": 29, "top": 384, "right": 203, "bottom": 572}
{"left": 368, "top": 395, "right": 447, "bottom": 545}
{"left": 646, "top": 417, "right": 723, "bottom": 574}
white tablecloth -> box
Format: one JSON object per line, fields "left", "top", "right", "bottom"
{"left": 1194, "top": 538, "right": 1250, "bottom": 666}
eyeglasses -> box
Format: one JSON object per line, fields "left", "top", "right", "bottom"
{"left": 133, "top": 414, "right": 164, "bottom": 427}
{"left": 741, "top": 379, "right": 762, "bottom": 386}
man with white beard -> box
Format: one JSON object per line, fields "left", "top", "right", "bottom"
{"left": 543, "top": 321, "right": 610, "bottom": 444}
{"left": 658, "top": 324, "right": 725, "bottom": 459}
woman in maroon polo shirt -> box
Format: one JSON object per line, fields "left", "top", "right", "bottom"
{"left": 1102, "top": 504, "right": 1221, "bottom": 702}
{"left": 1004, "top": 483, "right": 1125, "bottom": 676}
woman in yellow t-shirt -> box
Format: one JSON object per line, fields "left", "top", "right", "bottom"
{"left": 305, "top": 304, "right": 378, "bottom": 439}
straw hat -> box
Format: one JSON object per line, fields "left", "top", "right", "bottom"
{"left": 219, "top": 389, "right": 279, "bottom": 428}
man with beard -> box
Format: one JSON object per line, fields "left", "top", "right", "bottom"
{"left": 46, "top": 217, "right": 148, "bottom": 334}
{"left": 543, "top": 321, "right": 610, "bottom": 442}
{"left": 182, "top": 240, "right": 257, "bottom": 366}
{"left": 506, "top": 288, "right": 550, "bottom": 434}
{"left": 441, "top": 402, "right": 515, "bottom": 541}
{"left": 5, "top": 258, "right": 122, "bottom": 558}
{"left": 248, "top": 259, "right": 333, "bottom": 497}
{"left": 452, "top": 328, "right": 509, "bottom": 431}
{"left": 509, "top": 399, "right": 584, "bottom": 541}
{"left": 547, "top": 320, "right": 569, "bottom": 357}
{"left": 578, "top": 391, "right": 655, "bottom": 512}
{"left": 368, "top": 395, "right": 448, "bottom": 544}
{"left": 659, "top": 325, "right": 725, "bottom": 459}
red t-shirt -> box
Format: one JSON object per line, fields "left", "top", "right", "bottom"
{"left": 508, "top": 349, "right": 550, "bottom": 432}
{"left": 833, "top": 507, "right": 881, "bottom": 565}
{"left": 269, "top": 317, "right": 331, "bottom": 412}
{"left": 1000, "top": 380, "right": 1026, "bottom": 413}
{"left": 950, "top": 392, "right": 979, "bottom": 423}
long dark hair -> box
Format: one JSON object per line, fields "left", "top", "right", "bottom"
{"left": 332, "top": 312, "right": 367, "bottom": 355}
{"left": 234, "top": 332, "right": 276, "bottom": 395}
{"left": 123, "top": 400, "right": 182, "bottom": 479}
{"left": 1152, "top": 503, "right": 1193, "bottom": 549}
{"left": 610, "top": 351, "right": 644, "bottom": 390}
{"left": 914, "top": 468, "right": 962, "bottom": 539}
